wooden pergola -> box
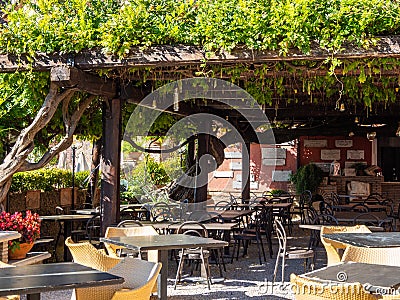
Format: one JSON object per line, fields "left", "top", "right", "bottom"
{"left": 3, "top": 36, "right": 400, "bottom": 231}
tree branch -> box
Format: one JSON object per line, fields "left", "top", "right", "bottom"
{"left": 21, "top": 94, "right": 96, "bottom": 171}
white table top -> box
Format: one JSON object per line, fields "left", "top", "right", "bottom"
{"left": 0, "top": 231, "right": 21, "bottom": 243}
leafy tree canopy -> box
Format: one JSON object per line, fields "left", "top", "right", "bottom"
{"left": 0, "top": 0, "right": 398, "bottom": 56}
{"left": 0, "top": 0, "right": 400, "bottom": 158}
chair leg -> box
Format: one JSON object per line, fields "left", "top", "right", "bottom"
{"left": 281, "top": 256, "right": 286, "bottom": 283}
{"left": 255, "top": 239, "right": 262, "bottom": 265}
{"left": 200, "top": 253, "right": 211, "bottom": 290}
{"left": 219, "top": 248, "right": 226, "bottom": 272}
{"left": 258, "top": 235, "right": 266, "bottom": 262}
{"left": 230, "top": 240, "right": 237, "bottom": 263}
{"left": 174, "top": 253, "right": 185, "bottom": 290}
{"left": 273, "top": 255, "right": 280, "bottom": 284}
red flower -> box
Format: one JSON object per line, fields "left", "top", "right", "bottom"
{"left": 0, "top": 210, "right": 41, "bottom": 251}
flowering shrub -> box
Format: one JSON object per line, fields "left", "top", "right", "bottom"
{"left": 0, "top": 211, "right": 41, "bottom": 252}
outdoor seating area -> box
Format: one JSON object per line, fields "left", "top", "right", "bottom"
{"left": 1, "top": 191, "right": 400, "bottom": 299}
{"left": 3, "top": 2, "right": 400, "bottom": 300}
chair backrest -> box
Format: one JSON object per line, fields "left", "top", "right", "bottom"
{"left": 352, "top": 212, "right": 381, "bottom": 227}
{"left": 342, "top": 245, "right": 400, "bottom": 267}
{"left": 214, "top": 200, "right": 232, "bottom": 211}
{"left": 320, "top": 225, "right": 371, "bottom": 266}
{"left": 329, "top": 192, "right": 340, "bottom": 206}
{"left": 150, "top": 202, "right": 175, "bottom": 222}
{"left": 65, "top": 237, "right": 121, "bottom": 271}
{"left": 117, "top": 220, "right": 143, "bottom": 227}
{"left": 176, "top": 221, "right": 208, "bottom": 238}
{"left": 85, "top": 214, "right": 101, "bottom": 243}
{"left": 104, "top": 226, "right": 158, "bottom": 258}
{"left": 229, "top": 193, "right": 239, "bottom": 205}
{"left": 120, "top": 207, "right": 141, "bottom": 221}
{"left": 364, "top": 195, "right": 382, "bottom": 205}
{"left": 312, "top": 214, "right": 339, "bottom": 225}
{"left": 351, "top": 203, "right": 370, "bottom": 212}
{"left": 274, "top": 219, "right": 287, "bottom": 256}
{"left": 319, "top": 201, "right": 334, "bottom": 215}
{"left": 290, "top": 273, "right": 377, "bottom": 300}
{"left": 300, "top": 190, "right": 312, "bottom": 206}
{"left": 303, "top": 207, "right": 319, "bottom": 224}
{"left": 55, "top": 206, "right": 64, "bottom": 215}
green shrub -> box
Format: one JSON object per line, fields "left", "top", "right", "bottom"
{"left": 10, "top": 168, "right": 90, "bottom": 192}
{"left": 290, "top": 163, "right": 323, "bottom": 194}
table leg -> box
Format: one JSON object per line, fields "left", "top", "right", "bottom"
{"left": 27, "top": 293, "right": 40, "bottom": 300}
{"left": 158, "top": 250, "right": 168, "bottom": 300}
{"left": 64, "top": 220, "right": 72, "bottom": 262}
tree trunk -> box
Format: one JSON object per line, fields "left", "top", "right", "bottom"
{"left": 0, "top": 81, "right": 94, "bottom": 204}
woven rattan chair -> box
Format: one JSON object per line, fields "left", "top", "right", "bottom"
{"left": 290, "top": 273, "right": 379, "bottom": 300}
{"left": 104, "top": 226, "right": 159, "bottom": 261}
{"left": 66, "top": 237, "right": 161, "bottom": 300}
{"left": 320, "top": 225, "right": 371, "bottom": 266}
{"left": 341, "top": 245, "right": 400, "bottom": 267}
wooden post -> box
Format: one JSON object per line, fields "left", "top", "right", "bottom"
{"left": 241, "top": 142, "right": 251, "bottom": 204}
{"left": 195, "top": 134, "right": 209, "bottom": 203}
{"left": 100, "top": 98, "right": 122, "bottom": 234}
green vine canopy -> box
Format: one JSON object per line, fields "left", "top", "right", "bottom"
{"left": 1, "top": 0, "right": 400, "bottom": 148}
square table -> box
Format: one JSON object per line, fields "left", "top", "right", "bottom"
{"left": 323, "top": 232, "right": 400, "bottom": 248}
{"left": 0, "top": 262, "right": 123, "bottom": 300}
{"left": 40, "top": 215, "right": 95, "bottom": 261}
{"left": 300, "top": 262, "right": 400, "bottom": 296}
{"left": 100, "top": 234, "right": 228, "bottom": 300}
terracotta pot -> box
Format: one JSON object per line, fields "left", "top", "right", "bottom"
{"left": 8, "top": 242, "right": 34, "bottom": 260}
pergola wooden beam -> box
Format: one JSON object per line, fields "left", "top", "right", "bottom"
{"left": 50, "top": 66, "right": 116, "bottom": 98}
{"left": 2, "top": 36, "right": 400, "bottom": 72}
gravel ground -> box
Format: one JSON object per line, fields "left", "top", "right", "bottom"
{"left": 21, "top": 224, "right": 327, "bottom": 300}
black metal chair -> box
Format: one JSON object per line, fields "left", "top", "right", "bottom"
{"left": 291, "top": 190, "right": 312, "bottom": 224}
{"left": 150, "top": 202, "right": 176, "bottom": 222}
{"left": 231, "top": 206, "right": 267, "bottom": 264}
{"left": 117, "top": 220, "right": 143, "bottom": 227}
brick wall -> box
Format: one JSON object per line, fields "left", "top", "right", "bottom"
{"left": 328, "top": 176, "right": 383, "bottom": 195}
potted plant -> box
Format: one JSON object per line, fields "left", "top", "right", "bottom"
{"left": 290, "top": 163, "right": 324, "bottom": 195}
{"left": 0, "top": 210, "right": 41, "bottom": 259}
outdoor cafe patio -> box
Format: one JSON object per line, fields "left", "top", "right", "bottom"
{"left": 1, "top": 190, "right": 400, "bottom": 300}
{"left": 4, "top": 2, "right": 400, "bottom": 299}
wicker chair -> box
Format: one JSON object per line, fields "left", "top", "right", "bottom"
{"left": 290, "top": 273, "right": 379, "bottom": 300}
{"left": 65, "top": 237, "right": 161, "bottom": 300}
{"left": 320, "top": 225, "right": 371, "bottom": 266}
{"left": 341, "top": 245, "right": 400, "bottom": 267}
{"left": 103, "top": 226, "right": 159, "bottom": 262}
